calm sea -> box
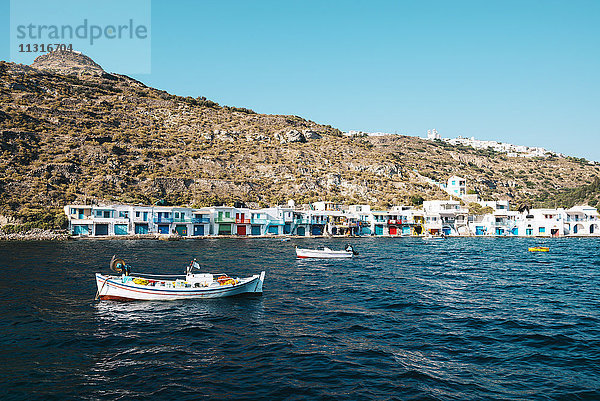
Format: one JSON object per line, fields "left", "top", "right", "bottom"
{"left": 1, "top": 237, "right": 599, "bottom": 400}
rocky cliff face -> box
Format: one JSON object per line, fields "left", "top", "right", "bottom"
{"left": 0, "top": 51, "right": 599, "bottom": 228}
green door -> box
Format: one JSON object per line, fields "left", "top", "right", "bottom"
{"left": 175, "top": 225, "right": 187, "bottom": 236}
{"left": 218, "top": 224, "right": 231, "bottom": 235}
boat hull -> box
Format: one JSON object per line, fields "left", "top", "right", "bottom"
{"left": 295, "top": 248, "right": 353, "bottom": 259}
{"left": 95, "top": 272, "right": 265, "bottom": 301}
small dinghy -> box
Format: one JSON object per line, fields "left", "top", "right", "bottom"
{"left": 528, "top": 246, "right": 550, "bottom": 252}
{"left": 295, "top": 244, "right": 358, "bottom": 259}
{"left": 95, "top": 256, "right": 265, "bottom": 301}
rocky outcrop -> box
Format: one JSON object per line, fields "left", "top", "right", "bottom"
{"left": 31, "top": 50, "right": 104, "bottom": 76}
{"left": 275, "top": 129, "right": 323, "bottom": 143}
{"left": 303, "top": 130, "right": 322, "bottom": 140}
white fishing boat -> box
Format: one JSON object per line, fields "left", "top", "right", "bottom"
{"left": 295, "top": 244, "right": 358, "bottom": 259}
{"left": 422, "top": 234, "right": 445, "bottom": 240}
{"left": 95, "top": 256, "right": 265, "bottom": 301}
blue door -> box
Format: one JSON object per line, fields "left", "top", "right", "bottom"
{"left": 311, "top": 226, "right": 323, "bottom": 236}
{"left": 443, "top": 227, "right": 451, "bottom": 236}
{"left": 511, "top": 227, "right": 518, "bottom": 236}
{"left": 375, "top": 225, "right": 383, "bottom": 235}
{"left": 475, "top": 226, "right": 485, "bottom": 235}
{"left": 284, "top": 224, "right": 291, "bottom": 234}
{"left": 251, "top": 225, "right": 261, "bottom": 236}
{"left": 73, "top": 225, "right": 89, "bottom": 235}
{"left": 268, "top": 226, "right": 279, "bottom": 235}
{"left": 495, "top": 228, "right": 504, "bottom": 236}
{"left": 135, "top": 224, "right": 148, "bottom": 234}
{"left": 158, "top": 225, "right": 170, "bottom": 234}
{"left": 193, "top": 225, "right": 204, "bottom": 236}
{"left": 297, "top": 226, "right": 305, "bottom": 236}
{"left": 114, "top": 224, "right": 128, "bottom": 235}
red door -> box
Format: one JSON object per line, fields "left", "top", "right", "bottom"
{"left": 389, "top": 226, "right": 397, "bottom": 236}
{"left": 237, "top": 225, "right": 246, "bottom": 235}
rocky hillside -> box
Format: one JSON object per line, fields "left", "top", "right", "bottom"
{"left": 1, "top": 50, "right": 599, "bottom": 229}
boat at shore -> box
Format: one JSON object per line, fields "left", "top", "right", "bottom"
{"left": 95, "top": 256, "right": 265, "bottom": 301}
{"left": 295, "top": 245, "right": 358, "bottom": 259}
{"left": 423, "top": 234, "right": 445, "bottom": 240}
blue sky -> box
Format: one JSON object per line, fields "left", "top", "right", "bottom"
{"left": 2, "top": 0, "right": 599, "bottom": 160}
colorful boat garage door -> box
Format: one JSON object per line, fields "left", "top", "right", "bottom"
{"left": 175, "top": 225, "right": 187, "bottom": 236}
{"left": 193, "top": 225, "right": 204, "bottom": 236}
{"left": 95, "top": 224, "right": 108, "bottom": 236}
{"left": 73, "top": 225, "right": 89, "bottom": 235}
{"left": 158, "top": 225, "right": 170, "bottom": 234}
{"left": 135, "top": 223, "right": 148, "bottom": 234}
{"left": 237, "top": 225, "right": 247, "bottom": 235}
{"left": 297, "top": 226, "right": 306, "bottom": 236}
{"left": 114, "top": 224, "right": 128, "bottom": 235}
{"left": 218, "top": 224, "right": 231, "bottom": 235}
{"left": 251, "top": 225, "right": 261, "bottom": 236}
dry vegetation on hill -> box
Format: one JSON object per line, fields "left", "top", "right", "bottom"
{"left": 1, "top": 51, "right": 599, "bottom": 230}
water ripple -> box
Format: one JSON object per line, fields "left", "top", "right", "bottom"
{"left": 1, "top": 237, "right": 600, "bottom": 400}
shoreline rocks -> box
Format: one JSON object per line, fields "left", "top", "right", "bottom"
{"left": 0, "top": 228, "right": 69, "bottom": 241}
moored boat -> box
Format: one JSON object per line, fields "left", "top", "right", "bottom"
{"left": 528, "top": 246, "right": 550, "bottom": 252}
{"left": 95, "top": 256, "right": 265, "bottom": 301}
{"left": 295, "top": 244, "right": 358, "bottom": 259}
{"left": 423, "top": 234, "right": 445, "bottom": 240}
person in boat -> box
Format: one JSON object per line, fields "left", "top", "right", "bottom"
{"left": 345, "top": 244, "right": 359, "bottom": 255}
{"left": 116, "top": 261, "right": 131, "bottom": 276}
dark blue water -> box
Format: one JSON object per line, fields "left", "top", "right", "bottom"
{"left": 1, "top": 237, "right": 599, "bottom": 400}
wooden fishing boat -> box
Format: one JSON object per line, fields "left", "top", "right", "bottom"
{"left": 295, "top": 245, "right": 358, "bottom": 259}
{"left": 95, "top": 256, "right": 265, "bottom": 301}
